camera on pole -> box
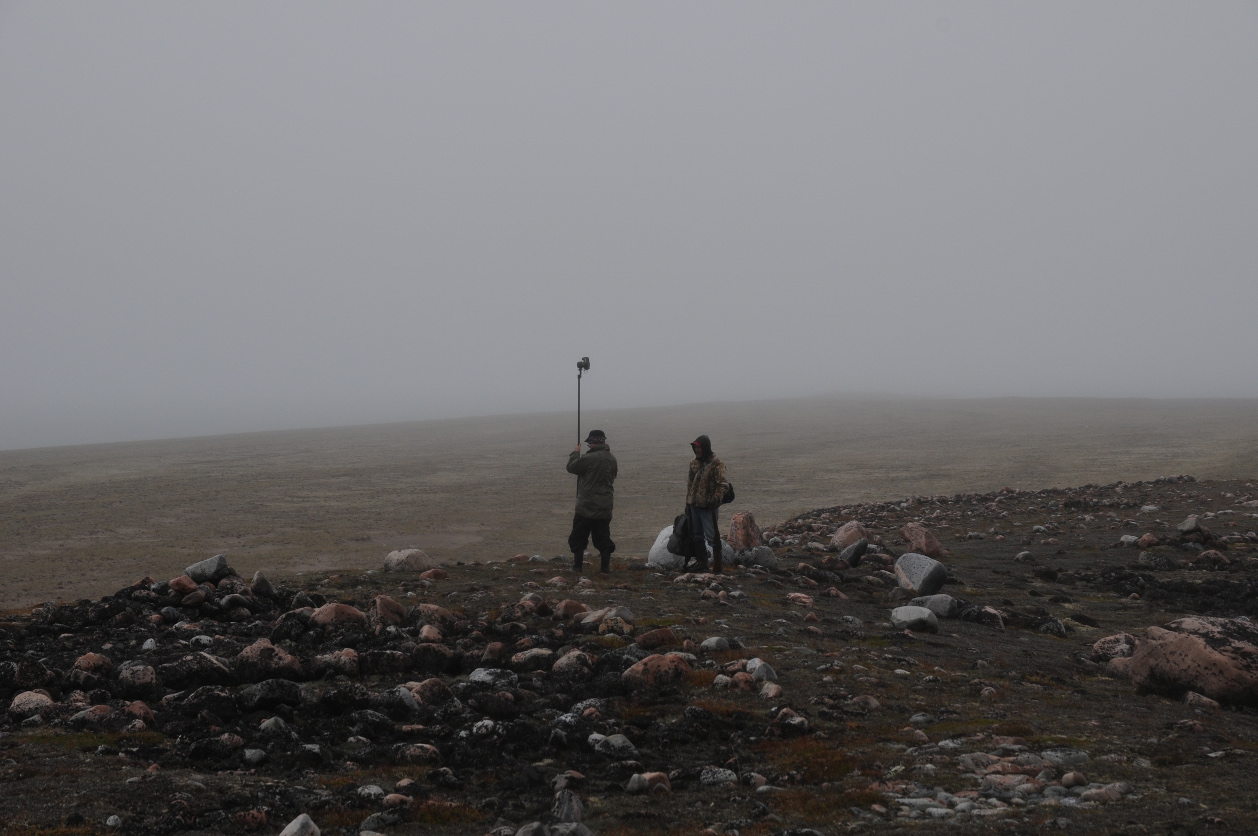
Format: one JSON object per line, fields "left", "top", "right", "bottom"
{"left": 577, "top": 357, "right": 590, "bottom": 445}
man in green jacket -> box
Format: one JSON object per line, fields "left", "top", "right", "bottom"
{"left": 566, "top": 429, "right": 618, "bottom": 573}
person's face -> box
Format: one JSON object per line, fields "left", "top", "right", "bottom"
{"left": 691, "top": 442, "right": 702, "bottom": 457}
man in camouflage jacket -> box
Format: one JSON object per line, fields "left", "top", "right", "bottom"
{"left": 566, "top": 429, "right": 618, "bottom": 573}
{"left": 686, "top": 434, "right": 729, "bottom": 573}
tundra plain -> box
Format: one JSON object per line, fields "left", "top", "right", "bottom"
{"left": 3, "top": 396, "right": 1258, "bottom": 612}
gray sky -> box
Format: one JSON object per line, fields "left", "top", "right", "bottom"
{"left": 2, "top": 2, "right": 1256, "bottom": 451}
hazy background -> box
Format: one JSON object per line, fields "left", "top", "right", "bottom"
{"left": 2, "top": 3, "right": 1257, "bottom": 451}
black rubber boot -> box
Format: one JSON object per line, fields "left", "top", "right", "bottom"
{"left": 599, "top": 552, "right": 611, "bottom": 573}
{"left": 690, "top": 539, "right": 709, "bottom": 572}
{"left": 572, "top": 551, "right": 583, "bottom": 572}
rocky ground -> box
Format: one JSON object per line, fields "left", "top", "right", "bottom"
{"left": 4, "top": 475, "right": 1258, "bottom": 836}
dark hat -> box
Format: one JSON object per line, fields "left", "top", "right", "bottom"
{"left": 691, "top": 434, "right": 712, "bottom": 456}
{"left": 585, "top": 429, "right": 606, "bottom": 443}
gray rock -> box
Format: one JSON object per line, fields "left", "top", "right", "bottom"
{"left": 700, "top": 637, "right": 730, "bottom": 653}
{"left": 894, "top": 552, "right": 948, "bottom": 596}
{"left": 259, "top": 716, "right": 287, "bottom": 732}
{"left": 743, "top": 545, "right": 778, "bottom": 569}
{"left": 243, "top": 748, "right": 267, "bottom": 765}
{"left": 625, "top": 773, "right": 650, "bottom": 793}
{"left": 647, "top": 527, "right": 685, "bottom": 570}
{"left": 1042, "top": 748, "right": 1090, "bottom": 768}
{"left": 185, "top": 554, "right": 230, "bottom": 584}
{"left": 237, "top": 679, "right": 302, "bottom": 712}
{"left": 358, "top": 812, "right": 400, "bottom": 833}
{"left": 1119, "top": 535, "right": 1139, "bottom": 547}
{"left": 910, "top": 594, "right": 959, "bottom": 619}
{"left": 550, "top": 825, "right": 592, "bottom": 836}
{"left": 251, "top": 570, "right": 278, "bottom": 598}
{"left": 592, "top": 733, "right": 637, "bottom": 757}
{"left": 909, "top": 712, "right": 936, "bottom": 727}
{"left": 838, "top": 538, "right": 868, "bottom": 566}
{"left": 700, "top": 766, "right": 739, "bottom": 786}
{"left": 551, "top": 789, "right": 583, "bottom": 822}
{"left": 1177, "top": 516, "right": 1202, "bottom": 534}
{"left": 751, "top": 662, "right": 777, "bottom": 682}
{"left": 890, "top": 606, "right": 940, "bottom": 633}
{"left": 357, "top": 784, "right": 386, "bottom": 802}
{"left": 278, "top": 813, "right": 320, "bottom": 836}
{"left": 515, "top": 823, "right": 550, "bottom": 836}
{"left": 105, "top": 816, "right": 122, "bottom": 829}
{"left": 469, "top": 668, "right": 519, "bottom": 689}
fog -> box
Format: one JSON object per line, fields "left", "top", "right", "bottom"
{"left": 2, "top": 2, "right": 1256, "bottom": 451}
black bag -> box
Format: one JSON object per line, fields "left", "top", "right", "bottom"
{"left": 721, "top": 483, "right": 735, "bottom": 505}
{"left": 667, "top": 510, "right": 692, "bottom": 555}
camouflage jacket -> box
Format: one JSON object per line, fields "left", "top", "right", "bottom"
{"left": 567, "top": 444, "right": 617, "bottom": 519}
{"left": 686, "top": 456, "right": 728, "bottom": 509}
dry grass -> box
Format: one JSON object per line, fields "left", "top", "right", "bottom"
{"left": 753, "top": 738, "right": 860, "bottom": 783}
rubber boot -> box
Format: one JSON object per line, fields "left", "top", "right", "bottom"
{"left": 690, "top": 539, "right": 709, "bottom": 572}
{"left": 599, "top": 552, "right": 611, "bottom": 573}
{"left": 572, "top": 551, "right": 583, "bottom": 573}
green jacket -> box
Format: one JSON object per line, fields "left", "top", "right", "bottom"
{"left": 567, "top": 444, "right": 617, "bottom": 519}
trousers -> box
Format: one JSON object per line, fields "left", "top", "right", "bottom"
{"left": 688, "top": 505, "right": 721, "bottom": 568}
{"left": 568, "top": 514, "right": 615, "bottom": 555}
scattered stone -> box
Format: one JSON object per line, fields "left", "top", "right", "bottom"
{"left": 909, "top": 594, "right": 959, "bottom": 618}
{"left": 890, "top": 606, "right": 940, "bottom": 633}
{"left": 831, "top": 521, "right": 870, "bottom": 550}
{"left": 277, "top": 813, "right": 320, "bottom": 836}
{"left": 900, "top": 523, "right": 946, "bottom": 559}
{"left": 383, "top": 549, "right": 438, "bottom": 572}
{"left": 894, "top": 553, "right": 948, "bottom": 596}
{"left": 622, "top": 654, "right": 691, "bottom": 690}
{"left": 185, "top": 554, "right": 231, "bottom": 584}
{"left": 727, "top": 511, "right": 763, "bottom": 551}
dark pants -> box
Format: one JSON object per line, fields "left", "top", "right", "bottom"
{"left": 688, "top": 505, "right": 721, "bottom": 571}
{"left": 568, "top": 514, "right": 615, "bottom": 557}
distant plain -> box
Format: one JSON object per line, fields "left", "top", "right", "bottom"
{"left": 2, "top": 396, "right": 1257, "bottom": 610}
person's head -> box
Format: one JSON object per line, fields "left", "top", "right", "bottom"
{"left": 585, "top": 430, "right": 606, "bottom": 445}
{"left": 691, "top": 434, "right": 712, "bottom": 459}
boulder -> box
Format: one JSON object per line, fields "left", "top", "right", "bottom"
{"left": 910, "top": 594, "right": 959, "bottom": 619}
{"left": 235, "top": 639, "right": 304, "bottom": 682}
{"left": 250, "top": 570, "right": 278, "bottom": 599}
{"left": 621, "top": 654, "right": 691, "bottom": 690}
{"left": 368, "top": 595, "right": 408, "bottom": 628}
{"left": 554, "top": 599, "right": 590, "bottom": 619}
{"left": 890, "top": 606, "right": 940, "bottom": 633}
{"left": 8, "top": 690, "right": 53, "bottom": 718}
{"left": 185, "top": 554, "right": 231, "bottom": 584}
{"left": 311, "top": 648, "right": 358, "bottom": 678}
{"left": 738, "top": 546, "right": 778, "bottom": 569}
{"left": 838, "top": 538, "right": 868, "bottom": 567}
{"left": 831, "top": 521, "right": 870, "bottom": 550}
{"left": 115, "top": 661, "right": 161, "bottom": 699}
{"left": 1108, "top": 616, "right": 1258, "bottom": 705}
{"left": 1091, "top": 633, "right": 1136, "bottom": 663}
{"left": 238, "top": 679, "right": 303, "bottom": 712}
{"left": 384, "top": 549, "right": 437, "bottom": 572}
{"left": 894, "top": 552, "right": 948, "bottom": 596}
{"left": 646, "top": 527, "right": 685, "bottom": 570}
{"left": 169, "top": 575, "right": 198, "bottom": 595}
{"left": 899, "top": 523, "right": 945, "bottom": 559}
{"left": 417, "top": 604, "right": 456, "bottom": 627}
{"left": 309, "top": 603, "right": 367, "bottom": 627}
{"left": 636, "top": 628, "right": 677, "bottom": 650}
{"left": 412, "top": 678, "right": 453, "bottom": 705}
{"left": 727, "top": 512, "right": 763, "bottom": 551}
{"left": 552, "top": 650, "right": 598, "bottom": 677}
{"left": 511, "top": 648, "right": 555, "bottom": 672}
{"left": 277, "top": 813, "right": 320, "bottom": 836}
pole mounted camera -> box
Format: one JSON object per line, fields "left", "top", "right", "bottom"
{"left": 576, "top": 357, "right": 590, "bottom": 446}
